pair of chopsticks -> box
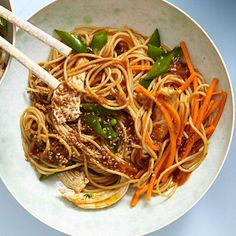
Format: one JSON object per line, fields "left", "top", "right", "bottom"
{"left": 0, "top": 5, "right": 72, "bottom": 90}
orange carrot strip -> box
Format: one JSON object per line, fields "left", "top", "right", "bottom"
{"left": 153, "top": 101, "right": 176, "bottom": 183}
{"left": 136, "top": 84, "right": 154, "bottom": 99}
{"left": 212, "top": 92, "right": 227, "bottom": 127}
{"left": 138, "top": 87, "right": 181, "bottom": 141}
{"left": 142, "top": 112, "right": 159, "bottom": 151}
{"left": 192, "top": 76, "right": 199, "bottom": 123}
{"left": 130, "top": 65, "right": 152, "bottom": 71}
{"left": 206, "top": 125, "right": 216, "bottom": 136}
{"left": 182, "top": 79, "right": 218, "bottom": 159}
{"left": 159, "top": 98, "right": 181, "bottom": 139}
{"left": 160, "top": 79, "right": 219, "bottom": 182}
{"left": 212, "top": 90, "right": 224, "bottom": 96}
{"left": 204, "top": 99, "right": 221, "bottom": 121}
{"left": 195, "top": 79, "right": 219, "bottom": 128}
{"left": 130, "top": 193, "right": 139, "bottom": 207}
{"left": 193, "top": 125, "right": 215, "bottom": 143}
{"left": 203, "top": 125, "right": 215, "bottom": 137}
{"left": 146, "top": 146, "right": 170, "bottom": 200}
{"left": 179, "top": 72, "right": 197, "bottom": 92}
{"left": 175, "top": 125, "right": 215, "bottom": 186}
{"left": 204, "top": 100, "right": 214, "bottom": 118}
{"left": 130, "top": 184, "right": 148, "bottom": 207}
{"left": 180, "top": 41, "right": 198, "bottom": 120}
{"left": 180, "top": 41, "right": 195, "bottom": 74}
{"left": 146, "top": 135, "right": 159, "bottom": 151}
{"left": 136, "top": 84, "right": 177, "bottom": 184}
{"left": 137, "top": 185, "right": 148, "bottom": 195}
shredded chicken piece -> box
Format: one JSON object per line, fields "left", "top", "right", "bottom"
{"left": 59, "top": 180, "right": 129, "bottom": 209}
{"left": 67, "top": 58, "right": 89, "bottom": 91}
{"left": 159, "top": 87, "right": 179, "bottom": 107}
{"left": 58, "top": 170, "right": 89, "bottom": 193}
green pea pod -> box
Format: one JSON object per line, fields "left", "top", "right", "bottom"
{"left": 110, "top": 118, "right": 117, "bottom": 126}
{"left": 139, "top": 78, "right": 152, "bottom": 89}
{"left": 84, "top": 115, "right": 107, "bottom": 139}
{"left": 83, "top": 114, "right": 120, "bottom": 152}
{"left": 144, "top": 46, "right": 182, "bottom": 81}
{"left": 91, "top": 31, "right": 108, "bottom": 51}
{"left": 80, "top": 103, "right": 114, "bottom": 116}
{"left": 84, "top": 114, "right": 118, "bottom": 141}
{"left": 102, "top": 123, "right": 119, "bottom": 153}
{"left": 55, "top": 29, "right": 90, "bottom": 53}
{"left": 0, "top": 17, "right": 7, "bottom": 37}
{"left": 102, "top": 123, "right": 119, "bottom": 141}
{"left": 148, "top": 28, "right": 161, "bottom": 47}
{"left": 147, "top": 44, "right": 165, "bottom": 61}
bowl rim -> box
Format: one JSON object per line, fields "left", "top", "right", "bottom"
{"left": 0, "top": 0, "right": 234, "bottom": 235}
{"left": 0, "top": 0, "right": 16, "bottom": 85}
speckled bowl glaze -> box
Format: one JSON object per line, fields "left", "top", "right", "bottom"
{"left": 0, "top": 0, "right": 234, "bottom": 235}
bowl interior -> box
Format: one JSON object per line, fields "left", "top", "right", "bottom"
{"left": 0, "top": 0, "right": 233, "bottom": 235}
{"left": 0, "top": 0, "right": 15, "bottom": 83}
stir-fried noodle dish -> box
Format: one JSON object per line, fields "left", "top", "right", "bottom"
{"left": 20, "top": 26, "right": 227, "bottom": 209}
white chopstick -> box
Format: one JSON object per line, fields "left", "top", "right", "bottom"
{"left": 0, "top": 36, "right": 60, "bottom": 89}
{"left": 0, "top": 5, "right": 72, "bottom": 57}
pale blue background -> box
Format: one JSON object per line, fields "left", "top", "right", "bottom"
{"left": 0, "top": 0, "right": 235, "bottom": 235}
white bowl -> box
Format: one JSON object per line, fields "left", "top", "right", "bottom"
{"left": 0, "top": 0, "right": 234, "bottom": 235}
{"left": 0, "top": 0, "right": 15, "bottom": 84}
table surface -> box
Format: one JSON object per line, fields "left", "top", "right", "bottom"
{"left": 0, "top": 0, "right": 236, "bottom": 235}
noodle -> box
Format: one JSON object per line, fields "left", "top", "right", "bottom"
{"left": 20, "top": 25, "right": 226, "bottom": 209}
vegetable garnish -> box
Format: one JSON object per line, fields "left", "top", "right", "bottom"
{"left": 55, "top": 29, "right": 90, "bottom": 53}
{"left": 91, "top": 31, "right": 108, "bottom": 51}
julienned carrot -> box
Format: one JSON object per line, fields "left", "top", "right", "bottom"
{"left": 142, "top": 112, "right": 159, "bottom": 151}
{"left": 204, "top": 99, "right": 221, "bottom": 121}
{"left": 182, "top": 78, "right": 218, "bottom": 159}
{"left": 192, "top": 76, "right": 199, "bottom": 124}
{"left": 180, "top": 41, "right": 194, "bottom": 74}
{"left": 130, "top": 65, "right": 152, "bottom": 71}
{"left": 170, "top": 125, "right": 215, "bottom": 186}
{"left": 156, "top": 100, "right": 177, "bottom": 183}
{"left": 189, "top": 126, "right": 216, "bottom": 160}
{"left": 179, "top": 72, "right": 197, "bottom": 92}
{"left": 146, "top": 135, "right": 159, "bottom": 151}
{"left": 159, "top": 98, "right": 181, "bottom": 139}
{"left": 160, "top": 79, "right": 219, "bottom": 183}
{"left": 195, "top": 79, "right": 219, "bottom": 128}
{"left": 146, "top": 146, "right": 170, "bottom": 200}
{"left": 202, "top": 125, "right": 215, "bottom": 137}
{"left": 193, "top": 125, "right": 215, "bottom": 143}
{"left": 212, "top": 90, "right": 224, "bottom": 96}
{"left": 130, "top": 184, "right": 148, "bottom": 207}
{"left": 136, "top": 84, "right": 154, "bottom": 100}
{"left": 136, "top": 85, "right": 180, "bottom": 139}
{"left": 130, "top": 192, "right": 140, "bottom": 207}
{"left": 212, "top": 92, "right": 227, "bottom": 127}
{"left": 136, "top": 84, "right": 177, "bottom": 184}
{"left": 174, "top": 125, "right": 215, "bottom": 186}
{"left": 180, "top": 41, "right": 199, "bottom": 122}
